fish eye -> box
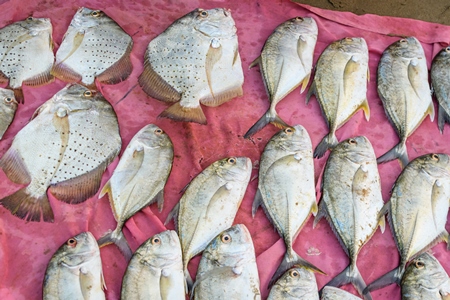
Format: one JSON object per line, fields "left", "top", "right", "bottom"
{"left": 4, "top": 97, "right": 13, "bottom": 103}
{"left": 66, "top": 238, "right": 77, "bottom": 248}
{"left": 431, "top": 154, "right": 439, "bottom": 161}
{"left": 198, "top": 9, "right": 208, "bottom": 17}
{"left": 221, "top": 234, "right": 231, "bottom": 243}
{"left": 348, "top": 138, "right": 357, "bottom": 145}
{"left": 345, "top": 37, "right": 353, "bottom": 42}
{"left": 227, "top": 157, "right": 236, "bottom": 165}
{"left": 83, "top": 90, "right": 94, "bottom": 97}
{"left": 154, "top": 128, "right": 163, "bottom": 135}
{"left": 26, "top": 17, "right": 33, "bottom": 21}
{"left": 400, "top": 39, "right": 407, "bottom": 43}
{"left": 294, "top": 17, "right": 303, "bottom": 22}
{"left": 91, "top": 10, "right": 102, "bottom": 17}
{"left": 446, "top": 47, "right": 450, "bottom": 52}
{"left": 151, "top": 237, "right": 161, "bottom": 245}
{"left": 284, "top": 127, "right": 294, "bottom": 134}
{"left": 415, "top": 260, "right": 425, "bottom": 269}
{"left": 289, "top": 269, "right": 299, "bottom": 277}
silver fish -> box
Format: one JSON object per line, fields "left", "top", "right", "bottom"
{"left": 431, "top": 46, "right": 450, "bottom": 133}
{"left": 121, "top": 230, "right": 185, "bottom": 300}
{"left": 244, "top": 17, "right": 318, "bottom": 137}
{"left": 98, "top": 124, "right": 173, "bottom": 260}
{"left": 43, "top": 232, "right": 105, "bottom": 300}
{"left": 0, "top": 17, "right": 54, "bottom": 102}
{"left": 364, "top": 154, "right": 450, "bottom": 295}
{"left": 307, "top": 37, "right": 370, "bottom": 158}
{"left": 321, "top": 286, "right": 362, "bottom": 300}
{"left": 192, "top": 224, "right": 261, "bottom": 300}
{"left": 166, "top": 156, "right": 252, "bottom": 287}
{"left": 0, "top": 84, "right": 121, "bottom": 222}
{"left": 377, "top": 37, "right": 434, "bottom": 167}
{"left": 0, "top": 88, "right": 17, "bottom": 139}
{"left": 52, "top": 7, "right": 133, "bottom": 89}
{"left": 401, "top": 252, "right": 450, "bottom": 300}
{"left": 139, "top": 8, "right": 244, "bottom": 125}
{"left": 268, "top": 267, "right": 319, "bottom": 300}
{"left": 252, "top": 125, "right": 322, "bottom": 284}
{"left": 314, "top": 136, "right": 385, "bottom": 300}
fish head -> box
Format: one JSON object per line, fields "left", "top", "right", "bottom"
{"left": 333, "top": 37, "right": 367, "bottom": 53}
{"left": 192, "top": 8, "right": 236, "bottom": 38}
{"left": 271, "top": 125, "right": 312, "bottom": 153}
{"left": 213, "top": 156, "right": 252, "bottom": 182}
{"left": 55, "top": 232, "right": 99, "bottom": 268}
{"left": 388, "top": 37, "right": 423, "bottom": 58}
{"left": 0, "top": 89, "right": 18, "bottom": 111}
{"left": 19, "top": 17, "right": 52, "bottom": 36}
{"left": 138, "top": 230, "right": 182, "bottom": 266}
{"left": 417, "top": 153, "right": 450, "bottom": 178}
{"left": 71, "top": 7, "right": 111, "bottom": 29}
{"left": 333, "top": 136, "right": 375, "bottom": 163}
{"left": 285, "top": 17, "right": 318, "bottom": 35}
{"left": 136, "top": 124, "right": 173, "bottom": 149}
{"left": 273, "top": 267, "right": 317, "bottom": 294}
{"left": 206, "top": 224, "right": 253, "bottom": 260}
{"left": 49, "top": 84, "right": 101, "bottom": 113}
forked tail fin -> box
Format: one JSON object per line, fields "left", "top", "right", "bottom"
{"left": 314, "top": 132, "right": 338, "bottom": 158}
{"left": 244, "top": 109, "right": 289, "bottom": 138}
{"left": 0, "top": 188, "right": 54, "bottom": 222}
{"left": 97, "top": 226, "right": 132, "bottom": 261}
{"left": 376, "top": 141, "right": 408, "bottom": 168}
{"left": 363, "top": 266, "right": 403, "bottom": 297}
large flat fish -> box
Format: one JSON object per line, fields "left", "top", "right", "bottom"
{"left": 244, "top": 17, "right": 318, "bottom": 138}
{"left": 268, "top": 266, "right": 319, "bottom": 300}
{"left": 431, "top": 46, "right": 450, "bottom": 133}
{"left": 43, "top": 232, "right": 106, "bottom": 300}
{"left": 0, "top": 84, "right": 121, "bottom": 222}
{"left": 306, "top": 37, "right": 370, "bottom": 158}
{"left": 377, "top": 37, "right": 434, "bottom": 167}
{"left": 98, "top": 124, "right": 173, "bottom": 260}
{"left": 314, "top": 136, "right": 385, "bottom": 300}
{"left": 252, "top": 125, "right": 322, "bottom": 284}
{"left": 52, "top": 7, "right": 133, "bottom": 89}
{"left": 165, "top": 156, "right": 251, "bottom": 288}
{"left": 121, "top": 230, "right": 185, "bottom": 300}
{"left": 192, "top": 224, "right": 261, "bottom": 300}
{"left": 0, "top": 17, "right": 54, "bottom": 102}
{"left": 364, "top": 154, "right": 450, "bottom": 295}
{"left": 139, "top": 8, "right": 244, "bottom": 125}
{"left": 0, "top": 88, "right": 18, "bottom": 139}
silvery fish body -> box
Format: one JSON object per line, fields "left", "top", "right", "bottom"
{"left": 121, "top": 230, "right": 185, "bottom": 300}
{"left": 321, "top": 286, "right": 362, "bottom": 299}
{"left": 139, "top": 8, "right": 244, "bottom": 125}
{"left": 193, "top": 224, "right": 261, "bottom": 300}
{"left": 377, "top": 37, "right": 434, "bottom": 167}
{"left": 53, "top": 7, "right": 133, "bottom": 88}
{"left": 0, "top": 88, "right": 17, "bottom": 139}
{"left": 43, "top": 232, "right": 105, "bottom": 300}
{"left": 431, "top": 46, "right": 450, "bottom": 133}
{"left": 244, "top": 17, "right": 318, "bottom": 137}
{"left": 314, "top": 136, "right": 384, "bottom": 300}
{"left": 0, "top": 84, "right": 121, "bottom": 222}
{"left": 268, "top": 267, "right": 319, "bottom": 300}
{"left": 307, "top": 37, "right": 370, "bottom": 158}
{"left": 98, "top": 124, "right": 173, "bottom": 260}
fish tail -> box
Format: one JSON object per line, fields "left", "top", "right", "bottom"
{"left": 376, "top": 141, "right": 409, "bottom": 168}
{"left": 0, "top": 188, "right": 54, "bottom": 222}
{"left": 269, "top": 250, "right": 324, "bottom": 287}
{"left": 243, "top": 109, "right": 289, "bottom": 138}
{"left": 159, "top": 102, "right": 207, "bottom": 125}
{"left": 363, "top": 266, "right": 403, "bottom": 296}
{"left": 97, "top": 227, "right": 132, "bottom": 261}
{"left": 313, "top": 133, "right": 338, "bottom": 158}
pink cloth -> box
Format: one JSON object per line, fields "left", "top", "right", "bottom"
{"left": 0, "top": 0, "right": 449, "bottom": 299}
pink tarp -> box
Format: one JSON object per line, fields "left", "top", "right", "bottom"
{"left": 0, "top": 0, "right": 449, "bottom": 299}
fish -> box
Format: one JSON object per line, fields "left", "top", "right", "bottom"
{"left": 377, "top": 37, "right": 434, "bottom": 167}
{"left": 0, "top": 17, "right": 54, "bottom": 102}
{"left": 97, "top": 124, "right": 173, "bottom": 260}
{"left": 431, "top": 46, "right": 450, "bottom": 133}
{"left": 252, "top": 125, "right": 323, "bottom": 284}
{"left": 165, "top": 156, "right": 252, "bottom": 288}
{"left": 43, "top": 232, "right": 105, "bottom": 300}
{"left": 321, "top": 286, "right": 362, "bottom": 299}
{"left": 191, "top": 224, "right": 261, "bottom": 300}
{"left": 244, "top": 17, "right": 318, "bottom": 138}
{"left": 139, "top": 8, "right": 244, "bottom": 125}
{"left": 0, "top": 84, "right": 121, "bottom": 222}
{"left": 401, "top": 252, "right": 450, "bottom": 300}
{"left": 364, "top": 153, "right": 450, "bottom": 295}
{"left": 314, "top": 136, "right": 385, "bottom": 300}
{"left": 52, "top": 7, "right": 133, "bottom": 89}
{"left": 306, "top": 37, "right": 370, "bottom": 158}
{"left": 267, "top": 266, "right": 319, "bottom": 300}
{"left": 121, "top": 230, "right": 185, "bottom": 300}
{"left": 0, "top": 88, "right": 18, "bottom": 139}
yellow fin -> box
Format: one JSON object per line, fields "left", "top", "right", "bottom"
{"left": 360, "top": 98, "right": 370, "bottom": 121}
{"left": 311, "top": 201, "right": 319, "bottom": 216}
{"left": 300, "top": 72, "right": 311, "bottom": 94}
{"left": 249, "top": 56, "right": 261, "bottom": 69}
{"left": 427, "top": 100, "right": 435, "bottom": 122}
{"left": 99, "top": 181, "right": 111, "bottom": 199}
{"left": 378, "top": 214, "right": 386, "bottom": 233}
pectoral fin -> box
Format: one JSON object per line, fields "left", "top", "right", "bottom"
{"left": 58, "top": 31, "right": 85, "bottom": 65}
{"left": 343, "top": 55, "right": 360, "bottom": 98}
{"left": 205, "top": 39, "right": 222, "bottom": 99}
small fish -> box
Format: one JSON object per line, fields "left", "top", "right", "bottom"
{"left": 244, "top": 17, "right": 318, "bottom": 137}
{"left": 252, "top": 125, "right": 323, "bottom": 284}
{"left": 98, "top": 124, "right": 173, "bottom": 260}
{"left": 0, "top": 84, "right": 121, "bottom": 222}
{"left": 139, "top": 8, "right": 244, "bottom": 125}
{"left": 377, "top": 37, "right": 434, "bottom": 167}
{"left": 364, "top": 154, "right": 450, "bottom": 295}
{"left": 52, "top": 7, "right": 133, "bottom": 89}
{"left": 431, "top": 46, "right": 450, "bottom": 133}
{"left": 306, "top": 37, "right": 370, "bottom": 158}
{"left": 268, "top": 267, "right": 319, "bottom": 300}
{"left": 165, "top": 156, "right": 252, "bottom": 288}
{"left": 401, "top": 252, "right": 450, "bottom": 300}
{"left": 121, "top": 230, "right": 185, "bottom": 300}
{"left": 314, "top": 136, "right": 385, "bottom": 300}
{"left": 0, "top": 88, "right": 17, "bottom": 139}
{"left": 192, "top": 224, "right": 261, "bottom": 300}
{"left": 43, "top": 232, "right": 106, "bottom": 300}
{"left": 321, "top": 286, "right": 362, "bottom": 299}
{"left": 0, "top": 17, "right": 54, "bottom": 102}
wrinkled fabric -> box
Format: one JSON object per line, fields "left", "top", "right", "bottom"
{"left": 0, "top": 1, "right": 449, "bottom": 299}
